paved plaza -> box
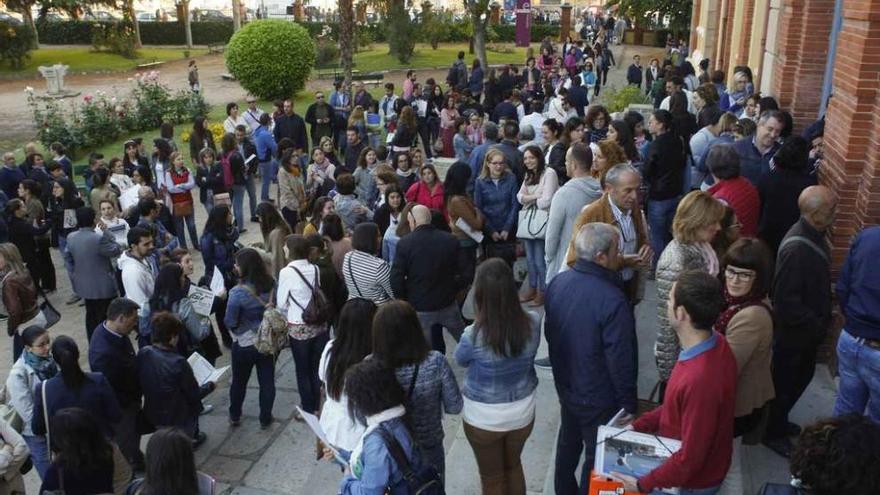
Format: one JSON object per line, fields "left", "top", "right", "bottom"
{"left": 0, "top": 44, "right": 838, "bottom": 494}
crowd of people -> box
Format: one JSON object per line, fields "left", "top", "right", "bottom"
{"left": 0, "top": 8, "right": 877, "bottom": 495}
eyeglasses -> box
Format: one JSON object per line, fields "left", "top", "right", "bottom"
{"left": 316, "top": 95, "right": 324, "bottom": 99}
{"left": 724, "top": 267, "right": 755, "bottom": 281}
{"left": 489, "top": 160, "right": 506, "bottom": 165}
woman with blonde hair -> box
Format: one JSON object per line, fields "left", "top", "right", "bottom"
{"left": 474, "top": 148, "right": 520, "bottom": 265}
{"left": 348, "top": 105, "right": 367, "bottom": 142}
{"left": 0, "top": 243, "right": 42, "bottom": 362}
{"left": 591, "top": 140, "right": 628, "bottom": 182}
{"left": 654, "top": 191, "right": 726, "bottom": 400}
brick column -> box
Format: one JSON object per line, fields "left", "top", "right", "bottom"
{"left": 771, "top": 0, "right": 835, "bottom": 134}
{"left": 559, "top": 4, "right": 572, "bottom": 42}
{"left": 691, "top": 0, "right": 721, "bottom": 65}
{"left": 822, "top": 0, "right": 880, "bottom": 270}
{"left": 690, "top": 0, "right": 703, "bottom": 51}
{"left": 715, "top": 0, "right": 738, "bottom": 72}
{"left": 734, "top": 0, "right": 756, "bottom": 66}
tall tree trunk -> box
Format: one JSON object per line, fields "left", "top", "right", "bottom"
{"left": 232, "top": 0, "right": 241, "bottom": 31}
{"left": 472, "top": 16, "right": 487, "bottom": 72}
{"left": 126, "top": 0, "right": 141, "bottom": 48}
{"left": 22, "top": 8, "right": 38, "bottom": 48}
{"left": 183, "top": 1, "right": 193, "bottom": 49}
{"left": 338, "top": 0, "right": 354, "bottom": 88}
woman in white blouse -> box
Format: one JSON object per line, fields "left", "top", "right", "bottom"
{"left": 223, "top": 103, "right": 249, "bottom": 134}
{"left": 516, "top": 145, "right": 559, "bottom": 307}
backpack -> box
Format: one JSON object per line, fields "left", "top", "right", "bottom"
{"left": 287, "top": 266, "right": 332, "bottom": 326}
{"left": 377, "top": 426, "right": 444, "bottom": 495}
{"left": 242, "top": 286, "right": 289, "bottom": 355}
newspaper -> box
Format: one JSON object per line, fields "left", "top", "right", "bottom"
{"left": 187, "top": 352, "right": 229, "bottom": 386}
{"left": 454, "top": 217, "right": 484, "bottom": 243}
{"left": 594, "top": 425, "right": 681, "bottom": 495}
{"left": 187, "top": 285, "right": 215, "bottom": 316}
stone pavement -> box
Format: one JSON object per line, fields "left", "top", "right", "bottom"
{"left": 0, "top": 43, "right": 838, "bottom": 494}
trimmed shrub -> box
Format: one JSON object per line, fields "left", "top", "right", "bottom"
{"left": 598, "top": 85, "right": 651, "bottom": 114}
{"left": 0, "top": 22, "right": 35, "bottom": 69}
{"left": 225, "top": 20, "right": 316, "bottom": 100}
{"left": 92, "top": 22, "right": 138, "bottom": 58}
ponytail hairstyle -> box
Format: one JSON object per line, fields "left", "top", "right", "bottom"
{"left": 51, "top": 335, "right": 86, "bottom": 389}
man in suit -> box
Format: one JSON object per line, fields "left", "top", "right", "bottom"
{"left": 391, "top": 205, "right": 464, "bottom": 352}
{"left": 626, "top": 55, "right": 643, "bottom": 88}
{"left": 65, "top": 206, "right": 123, "bottom": 341}
{"left": 88, "top": 297, "right": 144, "bottom": 470}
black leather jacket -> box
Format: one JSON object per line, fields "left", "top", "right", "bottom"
{"left": 137, "top": 345, "right": 211, "bottom": 429}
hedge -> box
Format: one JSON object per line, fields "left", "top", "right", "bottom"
{"left": 36, "top": 19, "right": 563, "bottom": 47}
{"left": 36, "top": 20, "right": 233, "bottom": 46}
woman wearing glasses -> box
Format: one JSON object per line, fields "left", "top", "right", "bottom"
{"left": 474, "top": 149, "right": 520, "bottom": 265}
{"left": 715, "top": 238, "right": 775, "bottom": 494}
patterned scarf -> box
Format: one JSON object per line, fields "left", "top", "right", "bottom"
{"left": 713, "top": 287, "right": 767, "bottom": 335}
{"left": 24, "top": 350, "right": 58, "bottom": 382}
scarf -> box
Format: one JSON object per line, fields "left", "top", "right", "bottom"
{"left": 349, "top": 405, "right": 407, "bottom": 480}
{"left": 24, "top": 350, "right": 58, "bottom": 382}
{"left": 713, "top": 288, "right": 768, "bottom": 335}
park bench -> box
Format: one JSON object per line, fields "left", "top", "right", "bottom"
{"left": 334, "top": 71, "right": 384, "bottom": 85}
{"left": 208, "top": 43, "right": 226, "bottom": 55}
{"left": 135, "top": 60, "right": 164, "bottom": 70}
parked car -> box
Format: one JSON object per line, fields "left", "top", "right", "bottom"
{"left": 136, "top": 12, "right": 157, "bottom": 22}
{"left": 193, "top": 9, "right": 231, "bottom": 21}
{"left": 85, "top": 11, "right": 119, "bottom": 21}
{"left": 0, "top": 12, "right": 22, "bottom": 25}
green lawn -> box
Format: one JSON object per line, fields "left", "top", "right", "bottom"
{"left": 352, "top": 43, "right": 527, "bottom": 72}
{"left": 0, "top": 47, "right": 208, "bottom": 76}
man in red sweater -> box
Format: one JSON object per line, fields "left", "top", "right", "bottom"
{"left": 614, "top": 270, "right": 737, "bottom": 494}
{"left": 707, "top": 144, "right": 760, "bottom": 237}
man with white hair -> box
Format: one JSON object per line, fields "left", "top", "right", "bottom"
{"left": 390, "top": 205, "right": 465, "bottom": 351}
{"left": 544, "top": 222, "right": 638, "bottom": 494}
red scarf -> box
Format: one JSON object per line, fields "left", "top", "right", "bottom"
{"left": 712, "top": 288, "right": 769, "bottom": 335}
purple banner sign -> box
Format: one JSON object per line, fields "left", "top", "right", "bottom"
{"left": 515, "top": 0, "right": 531, "bottom": 47}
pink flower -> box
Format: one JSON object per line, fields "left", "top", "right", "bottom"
{"left": 83, "top": 94, "right": 93, "bottom": 103}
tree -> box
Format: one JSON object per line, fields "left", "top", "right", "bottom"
{"left": 6, "top": 0, "right": 39, "bottom": 47}
{"left": 232, "top": 0, "right": 241, "bottom": 31}
{"left": 338, "top": 0, "right": 354, "bottom": 87}
{"left": 606, "top": 0, "right": 692, "bottom": 44}
{"left": 121, "top": 0, "right": 141, "bottom": 47}
{"left": 180, "top": 0, "right": 192, "bottom": 49}
{"left": 465, "top": 0, "right": 490, "bottom": 72}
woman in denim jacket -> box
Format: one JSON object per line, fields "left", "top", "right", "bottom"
{"left": 454, "top": 259, "right": 541, "bottom": 495}
{"left": 372, "top": 301, "right": 462, "bottom": 481}
{"left": 200, "top": 204, "right": 239, "bottom": 347}
{"left": 224, "top": 248, "right": 276, "bottom": 429}
{"left": 338, "top": 358, "right": 424, "bottom": 495}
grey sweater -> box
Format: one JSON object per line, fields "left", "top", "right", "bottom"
{"left": 394, "top": 351, "right": 463, "bottom": 449}
{"left": 544, "top": 175, "right": 602, "bottom": 283}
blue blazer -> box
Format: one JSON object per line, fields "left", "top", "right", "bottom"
{"left": 32, "top": 372, "right": 122, "bottom": 439}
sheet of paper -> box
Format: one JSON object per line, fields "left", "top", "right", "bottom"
{"left": 296, "top": 406, "right": 338, "bottom": 456}
{"left": 187, "top": 285, "right": 215, "bottom": 316}
{"left": 119, "top": 186, "right": 140, "bottom": 211}
{"left": 244, "top": 154, "right": 257, "bottom": 164}
{"left": 187, "top": 352, "right": 229, "bottom": 386}
{"left": 210, "top": 267, "right": 225, "bottom": 296}
{"left": 606, "top": 408, "right": 627, "bottom": 427}
{"left": 454, "top": 217, "right": 484, "bottom": 243}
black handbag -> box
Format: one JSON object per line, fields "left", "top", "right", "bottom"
{"left": 36, "top": 286, "right": 60, "bottom": 329}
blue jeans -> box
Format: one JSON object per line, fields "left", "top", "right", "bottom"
{"left": 647, "top": 196, "right": 681, "bottom": 267}
{"left": 289, "top": 332, "right": 329, "bottom": 414}
{"left": 24, "top": 435, "right": 50, "bottom": 479}
{"left": 232, "top": 185, "right": 247, "bottom": 230}
{"left": 229, "top": 342, "right": 276, "bottom": 425}
{"left": 58, "top": 235, "right": 75, "bottom": 290}
{"left": 245, "top": 174, "right": 258, "bottom": 219}
{"left": 172, "top": 214, "right": 198, "bottom": 250}
{"left": 833, "top": 329, "right": 880, "bottom": 423}
{"left": 258, "top": 161, "right": 273, "bottom": 201}
{"left": 675, "top": 487, "right": 720, "bottom": 495}
{"left": 554, "top": 402, "right": 617, "bottom": 495}
{"left": 523, "top": 238, "right": 547, "bottom": 291}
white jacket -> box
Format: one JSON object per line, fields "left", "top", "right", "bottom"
{"left": 118, "top": 251, "right": 156, "bottom": 308}
{"left": 276, "top": 259, "right": 319, "bottom": 325}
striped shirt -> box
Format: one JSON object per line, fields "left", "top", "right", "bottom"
{"left": 343, "top": 250, "right": 394, "bottom": 305}
{"left": 608, "top": 195, "right": 637, "bottom": 281}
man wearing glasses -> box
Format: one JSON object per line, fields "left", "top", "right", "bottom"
{"left": 305, "top": 91, "right": 334, "bottom": 147}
